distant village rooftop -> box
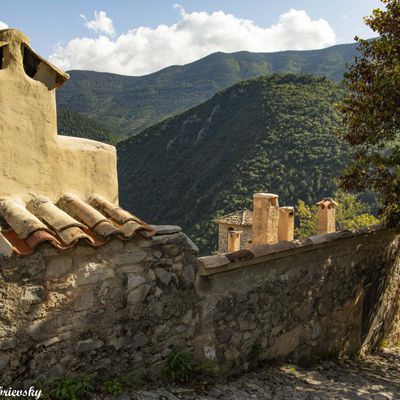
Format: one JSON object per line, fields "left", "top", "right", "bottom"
{"left": 213, "top": 209, "right": 253, "bottom": 226}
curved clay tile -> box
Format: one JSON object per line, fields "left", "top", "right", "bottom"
{"left": 89, "top": 194, "right": 156, "bottom": 238}
{"left": 116, "top": 220, "right": 144, "bottom": 239}
{"left": 0, "top": 198, "right": 54, "bottom": 240}
{"left": 25, "top": 230, "right": 67, "bottom": 251}
{"left": 1, "top": 230, "right": 34, "bottom": 256}
{"left": 92, "top": 221, "right": 121, "bottom": 241}
{"left": 56, "top": 226, "right": 95, "bottom": 247}
{"left": 89, "top": 194, "right": 142, "bottom": 225}
{"left": 28, "top": 197, "right": 87, "bottom": 231}
{"left": 82, "top": 228, "right": 107, "bottom": 247}
{"left": 57, "top": 194, "right": 108, "bottom": 229}
{"left": 27, "top": 197, "right": 94, "bottom": 246}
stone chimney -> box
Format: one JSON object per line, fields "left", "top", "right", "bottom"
{"left": 278, "top": 207, "right": 294, "bottom": 241}
{"left": 0, "top": 29, "right": 118, "bottom": 204}
{"left": 227, "top": 230, "right": 242, "bottom": 252}
{"left": 252, "top": 193, "right": 279, "bottom": 245}
{"left": 316, "top": 198, "right": 338, "bottom": 234}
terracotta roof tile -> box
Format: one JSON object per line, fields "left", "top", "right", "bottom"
{"left": 213, "top": 209, "right": 253, "bottom": 227}
{"left": 0, "top": 198, "right": 54, "bottom": 239}
{"left": 0, "top": 194, "right": 156, "bottom": 256}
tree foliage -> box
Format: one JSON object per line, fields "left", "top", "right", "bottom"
{"left": 57, "top": 108, "right": 116, "bottom": 144}
{"left": 337, "top": 0, "right": 400, "bottom": 225}
{"left": 295, "top": 190, "right": 379, "bottom": 238}
{"left": 118, "top": 75, "right": 349, "bottom": 254}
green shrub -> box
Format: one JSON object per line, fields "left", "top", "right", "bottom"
{"left": 51, "top": 376, "right": 93, "bottom": 400}
{"left": 163, "top": 349, "right": 195, "bottom": 384}
{"left": 103, "top": 379, "right": 124, "bottom": 396}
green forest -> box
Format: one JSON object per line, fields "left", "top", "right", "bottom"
{"left": 57, "top": 108, "right": 116, "bottom": 144}
{"left": 117, "top": 74, "right": 351, "bottom": 254}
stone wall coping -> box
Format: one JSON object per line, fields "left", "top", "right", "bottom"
{"left": 151, "top": 225, "right": 182, "bottom": 235}
{"left": 197, "top": 224, "right": 389, "bottom": 276}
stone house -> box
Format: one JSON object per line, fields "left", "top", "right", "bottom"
{"left": 214, "top": 209, "right": 253, "bottom": 253}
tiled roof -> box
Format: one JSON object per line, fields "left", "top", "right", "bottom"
{"left": 213, "top": 209, "right": 253, "bottom": 226}
{"left": 0, "top": 194, "right": 155, "bottom": 256}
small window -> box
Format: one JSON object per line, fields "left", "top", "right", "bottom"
{"left": 22, "top": 45, "right": 39, "bottom": 78}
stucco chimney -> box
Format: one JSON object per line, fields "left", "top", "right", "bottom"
{"left": 252, "top": 193, "right": 279, "bottom": 245}
{"left": 316, "top": 198, "right": 338, "bottom": 234}
{"left": 227, "top": 230, "right": 242, "bottom": 252}
{"left": 278, "top": 207, "right": 294, "bottom": 241}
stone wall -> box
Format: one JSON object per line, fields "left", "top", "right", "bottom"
{"left": 196, "top": 227, "right": 400, "bottom": 374}
{"left": 0, "top": 228, "right": 199, "bottom": 385}
{"left": 0, "top": 225, "right": 399, "bottom": 385}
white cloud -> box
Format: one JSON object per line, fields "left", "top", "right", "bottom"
{"left": 0, "top": 20, "right": 8, "bottom": 29}
{"left": 50, "top": 6, "right": 336, "bottom": 76}
{"left": 80, "top": 11, "right": 115, "bottom": 37}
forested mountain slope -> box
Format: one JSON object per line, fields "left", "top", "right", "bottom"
{"left": 57, "top": 108, "right": 116, "bottom": 144}
{"left": 57, "top": 42, "right": 357, "bottom": 137}
{"left": 117, "top": 75, "right": 348, "bottom": 253}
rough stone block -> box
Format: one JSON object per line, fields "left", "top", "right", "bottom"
{"left": 127, "top": 275, "right": 146, "bottom": 291}
{"left": 154, "top": 268, "right": 172, "bottom": 285}
{"left": 132, "top": 331, "right": 149, "bottom": 349}
{"left": 120, "top": 264, "right": 145, "bottom": 274}
{"left": 127, "top": 284, "right": 151, "bottom": 305}
{"left": 163, "top": 244, "right": 182, "bottom": 257}
{"left": 23, "top": 286, "right": 44, "bottom": 304}
{"left": 183, "top": 264, "right": 195, "bottom": 284}
{"left": 27, "top": 319, "right": 47, "bottom": 340}
{"left": 109, "top": 336, "right": 131, "bottom": 350}
{"left": 0, "top": 355, "right": 10, "bottom": 371}
{"left": 73, "top": 289, "right": 94, "bottom": 311}
{"left": 76, "top": 338, "right": 104, "bottom": 353}
{"left": 46, "top": 256, "right": 73, "bottom": 279}
{"left": 115, "top": 250, "right": 147, "bottom": 265}
{"left": 76, "top": 262, "right": 115, "bottom": 285}
{"left": 0, "top": 337, "right": 17, "bottom": 350}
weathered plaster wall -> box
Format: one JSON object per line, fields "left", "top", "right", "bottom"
{"left": 0, "top": 227, "right": 399, "bottom": 385}
{"left": 0, "top": 29, "right": 118, "bottom": 204}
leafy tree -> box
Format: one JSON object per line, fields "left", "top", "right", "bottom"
{"left": 335, "top": 190, "right": 380, "bottom": 230}
{"left": 295, "top": 200, "right": 317, "bottom": 238}
{"left": 295, "top": 191, "right": 379, "bottom": 238}
{"left": 337, "top": 0, "right": 400, "bottom": 225}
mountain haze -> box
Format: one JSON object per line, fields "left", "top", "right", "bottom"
{"left": 117, "top": 74, "right": 348, "bottom": 253}
{"left": 57, "top": 42, "right": 358, "bottom": 137}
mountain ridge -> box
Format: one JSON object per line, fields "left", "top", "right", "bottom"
{"left": 57, "top": 42, "right": 358, "bottom": 137}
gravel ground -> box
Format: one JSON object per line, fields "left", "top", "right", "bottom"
{"left": 98, "top": 348, "right": 400, "bottom": 400}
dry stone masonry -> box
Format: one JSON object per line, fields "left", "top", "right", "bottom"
{"left": 0, "top": 224, "right": 399, "bottom": 385}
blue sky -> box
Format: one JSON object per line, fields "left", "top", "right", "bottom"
{"left": 1, "top": 0, "right": 382, "bottom": 75}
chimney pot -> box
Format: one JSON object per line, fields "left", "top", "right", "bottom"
{"left": 252, "top": 193, "right": 279, "bottom": 245}
{"left": 278, "top": 206, "right": 294, "bottom": 241}
{"left": 316, "top": 198, "right": 337, "bottom": 234}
